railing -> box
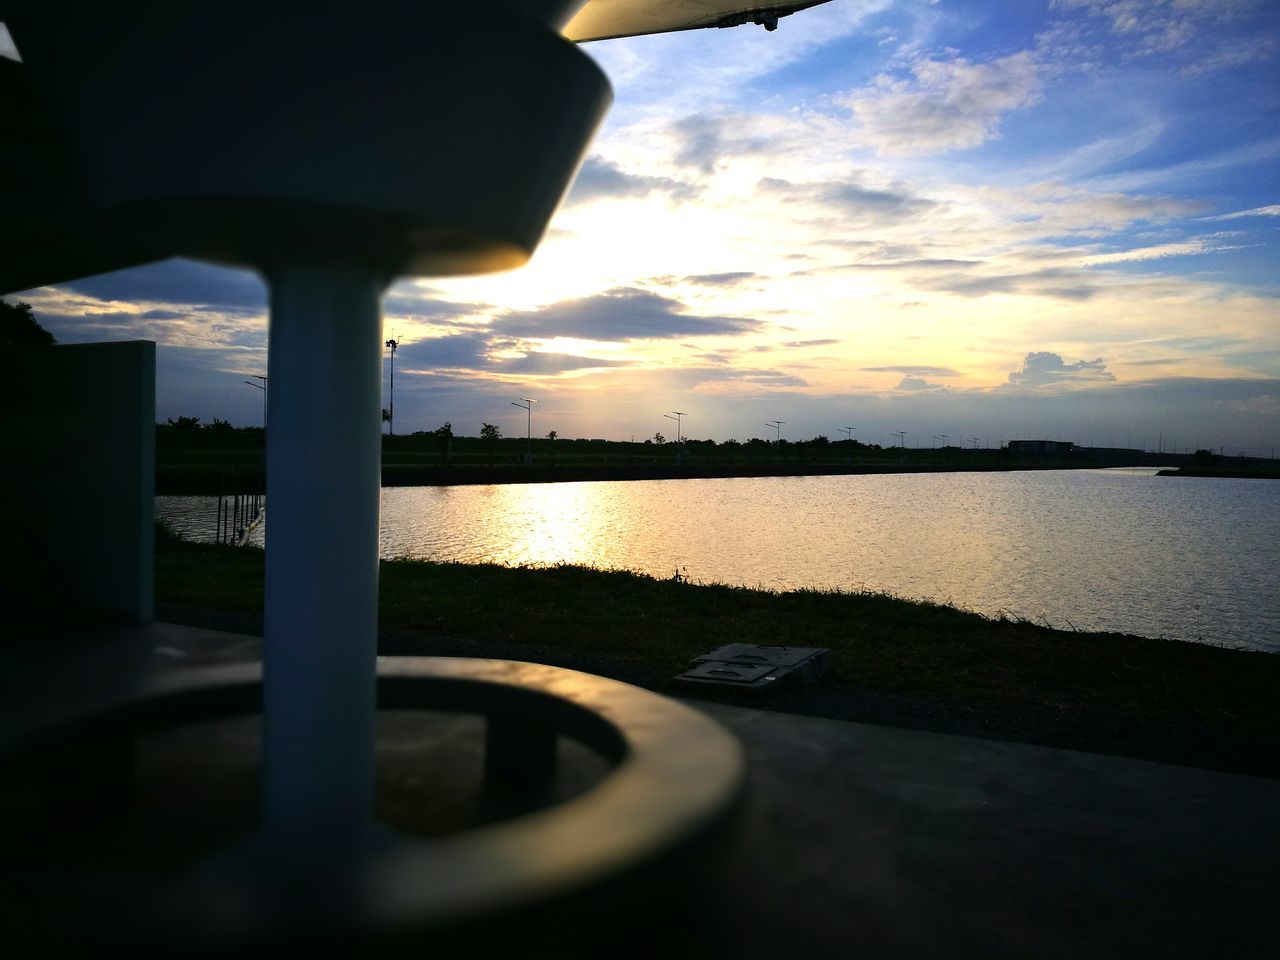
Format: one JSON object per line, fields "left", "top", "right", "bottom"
{"left": 216, "top": 491, "right": 263, "bottom": 546}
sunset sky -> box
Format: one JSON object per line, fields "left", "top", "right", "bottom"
{"left": 10, "top": 0, "right": 1279, "bottom": 451}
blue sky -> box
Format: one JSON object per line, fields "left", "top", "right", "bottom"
{"left": 9, "top": 0, "right": 1279, "bottom": 451}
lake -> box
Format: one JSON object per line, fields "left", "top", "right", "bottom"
{"left": 158, "top": 468, "right": 1280, "bottom": 653}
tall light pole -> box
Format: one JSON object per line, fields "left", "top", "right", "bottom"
{"left": 767, "top": 420, "right": 784, "bottom": 443}
{"left": 893, "top": 431, "right": 907, "bottom": 462}
{"left": 934, "top": 434, "right": 948, "bottom": 448}
{"left": 512, "top": 397, "right": 537, "bottom": 463}
{"left": 244, "top": 376, "right": 267, "bottom": 431}
{"left": 671, "top": 410, "right": 686, "bottom": 443}
{"left": 384, "top": 338, "right": 398, "bottom": 436}
{"left": 664, "top": 412, "right": 679, "bottom": 442}
{"left": 839, "top": 425, "right": 855, "bottom": 464}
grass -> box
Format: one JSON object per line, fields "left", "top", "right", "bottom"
{"left": 155, "top": 526, "right": 1280, "bottom": 746}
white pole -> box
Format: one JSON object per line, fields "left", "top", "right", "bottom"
{"left": 262, "top": 260, "right": 386, "bottom": 852}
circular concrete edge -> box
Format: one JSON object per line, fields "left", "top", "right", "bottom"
{"left": 6, "top": 656, "right": 747, "bottom": 945}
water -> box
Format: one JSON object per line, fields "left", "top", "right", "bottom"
{"left": 157, "top": 469, "right": 1280, "bottom": 652}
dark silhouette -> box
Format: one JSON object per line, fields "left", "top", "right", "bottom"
{"left": 0, "top": 299, "right": 56, "bottom": 350}
{"left": 481, "top": 422, "right": 501, "bottom": 466}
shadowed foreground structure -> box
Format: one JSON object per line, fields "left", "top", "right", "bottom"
{"left": 1, "top": 620, "right": 1274, "bottom": 956}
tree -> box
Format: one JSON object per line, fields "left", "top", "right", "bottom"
{"left": 432, "top": 421, "right": 454, "bottom": 465}
{"left": 546, "top": 429, "right": 558, "bottom": 441}
{"left": 480, "top": 423, "right": 501, "bottom": 441}
{"left": 0, "top": 300, "right": 56, "bottom": 351}
{"left": 166, "top": 416, "right": 202, "bottom": 429}
{"left": 205, "top": 417, "right": 234, "bottom": 431}
{"left": 653, "top": 432, "right": 665, "bottom": 444}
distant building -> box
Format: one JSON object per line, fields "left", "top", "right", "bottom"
{"left": 1007, "top": 439, "right": 1074, "bottom": 454}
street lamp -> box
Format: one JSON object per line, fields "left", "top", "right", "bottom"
{"left": 512, "top": 397, "right": 537, "bottom": 463}
{"left": 839, "top": 425, "right": 855, "bottom": 464}
{"left": 243, "top": 376, "right": 268, "bottom": 431}
{"left": 766, "top": 420, "right": 784, "bottom": 443}
{"left": 934, "top": 434, "right": 948, "bottom": 448}
{"left": 384, "top": 338, "right": 398, "bottom": 436}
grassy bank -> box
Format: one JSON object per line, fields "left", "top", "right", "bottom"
{"left": 156, "top": 527, "right": 1280, "bottom": 777}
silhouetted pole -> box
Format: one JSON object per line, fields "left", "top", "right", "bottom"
{"left": 384, "top": 338, "right": 398, "bottom": 436}
{"left": 839, "top": 425, "right": 855, "bottom": 464}
{"left": 244, "top": 377, "right": 267, "bottom": 431}
{"left": 512, "top": 397, "right": 537, "bottom": 464}
{"left": 767, "top": 420, "right": 784, "bottom": 461}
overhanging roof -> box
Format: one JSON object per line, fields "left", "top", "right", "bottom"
{"left": 566, "top": 1, "right": 832, "bottom": 42}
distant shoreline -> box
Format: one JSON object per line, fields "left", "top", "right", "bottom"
{"left": 158, "top": 459, "right": 1159, "bottom": 495}
{"left": 1157, "top": 467, "right": 1280, "bottom": 480}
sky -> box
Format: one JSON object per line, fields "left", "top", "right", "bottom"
{"left": 9, "top": 0, "right": 1280, "bottom": 452}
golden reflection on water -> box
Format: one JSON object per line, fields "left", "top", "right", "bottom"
{"left": 159, "top": 470, "right": 1280, "bottom": 650}
{"left": 484, "top": 482, "right": 610, "bottom": 569}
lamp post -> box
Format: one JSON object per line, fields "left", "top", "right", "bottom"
{"left": 839, "top": 425, "right": 855, "bottom": 464}
{"left": 384, "top": 338, "right": 398, "bottom": 436}
{"left": 512, "top": 397, "right": 537, "bottom": 463}
{"left": 243, "top": 374, "right": 267, "bottom": 431}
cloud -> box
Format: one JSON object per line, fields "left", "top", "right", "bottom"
{"left": 683, "top": 272, "right": 758, "bottom": 286}
{"left": 837, "top": 259, "right": 981, "bottom": 273}
{"left": 383, "top": 291, "right": 485, "bottom": 320}
{"left": 565, "top": 156, "right": 694, "bottom": 205}
{"left": 839, "top": 52, "right": 1043, "bottom": 156}
{"left": 1179, "top": 31, "right": 1279, "bottom": 76}
{"left": 396, "top": 333, "right": 629, "bottom": 377}
{"left": 685, "top": 367, "right": 810, "bottom": 389}
{"left": 759, "top": 177, "right": 937, "bottom": 225}
{"left": 397, "top": 333, "right": 492, "bottom": 371}
{"left": 784, "top": 339, "right": 840, "bottom": 348}
{"left": 863, "top": 365, "right": 961, "bottom": 377}
{"left": 54, "top": 259, "right": 266, "bottom": 311}
{"left": 1201, "top": 204, "right": 1280, "bottom": 221}
{"left": 491, "top": 288, "right": 762, "bottom": 342}
{"left": 495, "top": 353, "right": 630, "bottom": 375}
{"left": 1006, "top": 351, "right": 1116, "bottom": 387}
{"left": 1053, "top": 0, "right": 1262, "bottom": 56}
{"left": 896, "top": 376, "right": 946, "bottom": 391}
{"left": 922, "top": 266, "right": 1102, "bottom": 301}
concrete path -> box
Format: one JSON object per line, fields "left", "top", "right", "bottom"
{"left": 692, "top": 702, "right": 1279, "bottom": 958}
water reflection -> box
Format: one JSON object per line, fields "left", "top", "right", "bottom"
{"left": 158, "top": 469, "right": 1280, "bottom": 652}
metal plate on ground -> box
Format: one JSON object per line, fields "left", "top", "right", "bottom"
{"left": 675, "top": 644, "right": 830, "bottom": 693}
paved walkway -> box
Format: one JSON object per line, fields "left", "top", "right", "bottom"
{"left": 695, "top": 702, "right": 1278, "bottom": 958}
{"left": 3, "top": 620, "right": 1276, "bottom": 956}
